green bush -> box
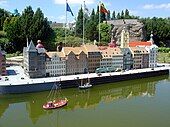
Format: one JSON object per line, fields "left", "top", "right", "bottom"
{"left": 158, "top": 47, "right": 170, "bottom": 53}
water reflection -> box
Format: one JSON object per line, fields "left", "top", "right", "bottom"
{"left": 0, "top": 75, "right": 169, "bottom": 127}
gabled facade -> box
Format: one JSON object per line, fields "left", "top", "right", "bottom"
{"left": 111, "top": 48, "right": 124, "bottom": 70}
{"left": 99, "top": 47, "right": 123, "bottom": 70}
{"left": 46, "top": 52, "right": 66, "bottom": 76}
{"left": 62, "top": 47, "right": 88, "bottom": 75}
{"left": 100, "top": 47, "right": 113, "bottom": 68}
{"left": 140, "top": 47, "right": 149, "bottom": 68}
{"left": 82, "top": 44, "right": 101, "bottom": 73}
{"left": 121, "top": 48, "right": 133, "bottom": 70}
{"left": 129, "top": 47, "right": 143, "bottom": 69}
{"left": 145, "top": 44, "right": 158, "bottom": 68}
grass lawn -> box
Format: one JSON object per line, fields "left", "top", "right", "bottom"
{"left": 157, "top": 52, "right": 170, "bottom": 63}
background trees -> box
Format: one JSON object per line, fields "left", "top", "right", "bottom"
{"left": 142, "top": 17, "right": 170, "bottom": 47}
{"left": 2, "top": 6, "right": 54, "bottom": 52}
{"left": 0, "top": 6, "right": 170, "bottom": 53}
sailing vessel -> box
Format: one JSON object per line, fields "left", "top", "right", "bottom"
{"left": 43, "top": 83, "right": 68, "bottom": 110}
{"left": 79, "top": 78, "right": 92, "bottom": 89}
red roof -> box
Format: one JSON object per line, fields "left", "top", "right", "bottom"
{"left": 129, "top": 41, "right": 152, "bottom": 47}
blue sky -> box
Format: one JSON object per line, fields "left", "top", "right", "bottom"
{"left": 0, "top": 0, "right": 170, "bottom": 22}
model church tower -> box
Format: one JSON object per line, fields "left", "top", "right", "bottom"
{"left": 23, "top": 40, "right": 46, "bottom": 78}
{"left": 120, "top": 27, "right": 129, "bottom": 48}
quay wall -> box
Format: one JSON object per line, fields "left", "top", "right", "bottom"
{"left": 60, "top": 69, "right": 169, "bottom": 88}
{"left": 0, "top": 69, "right": 169, "bottom": 94}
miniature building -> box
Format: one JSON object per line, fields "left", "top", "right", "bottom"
{"left": 120, "top": 27, "right": 129, "bottom": 48}
{"left": 129, "top": 33, "right": 158, "bottom": 68}
{"left": 0, "top": 46, "right": 6, "bottom": 76}
{"left": 62, "top": 47, "right": 88, "bottom": 75}
{"left": 23, "top": 40, "right": 46, "bottom": 78}
{"left": 82, "top": 44, "right": 101, "bottom": 73}
{"left": 129, "top": 47, "right": 143, "bottom": 69}
{"left": 121, "top": 48, "right": 133, "bottom": 70}
{"left": 46, "top": 52, "right": 66, "bottom": 76}
{"left": 99, "top": 47, "right": 124, "bottom": 70}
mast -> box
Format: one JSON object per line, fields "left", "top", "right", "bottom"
{"left": 83, "top": 1, "right": 85, "bottom": 45}
{"left": 99, "top": 1, "right": 101, "bottom": 44}
{"left": 65, "top": 0, "right": 68, "bottom": 44}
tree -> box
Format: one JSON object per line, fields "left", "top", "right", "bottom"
{"left": 13, "top": 9, "right": 20, "bottom": 16}
{"left": 117, "top": 12, "right": 121, "bottom": 19}
{"left": 97, "top": 22, "right": 111, "bottom": 43}
{"left": 106, "top": 10, "right": 110, "bottom": 21}
{"left": 121, "top": 10, "right": 124, "bottom": 19}
{"left": 85, "top": 9, "right": 98, "bottom": 41}
{"left": 3, "top": 6, "right": 54, "bottom": 52}
{"left": 111, "top": 11, "right": 116, "bottom": 20}
{"left": 0, "top": 8, "right": 10, "bottom": 30}
{"left": 100, "top": 12, "right": 106, "bottom": 23}
{"left": 3, "top": 16, "right": 20, "bottom": 52}
{"left": 75, "top": 7, "right": 83, "bottom": 38}
{"left": 125, "top": 9, "right": 130, "bottom": 19}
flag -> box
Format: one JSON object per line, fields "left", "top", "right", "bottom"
{"left": 100, "top": 3, "right": 108, "bottom": 14}
{"left": 66, "top": 3, "right": 74, "bottom": 16}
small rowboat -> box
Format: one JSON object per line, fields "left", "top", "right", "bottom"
{"left": 79, "top": 82, "right": 92, "bottom": 89}
{"left": 43, "top": 98, "right": 68, "bottom": 110}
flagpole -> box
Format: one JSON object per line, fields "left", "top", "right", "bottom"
{"left": 65, "top": 0, "right": 68, "bottom": 45}
{"left": 83, "top": 1, "right": 85, "bottom": 45}
{"left": 99, "top": 1, "right": 101, "bottom": 44}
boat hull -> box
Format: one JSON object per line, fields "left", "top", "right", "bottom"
{"left": 43, "top": 99, "right": 68, "bottom": 110}
{"left": 79, "top": 84, "right": 92, "bottom": 89}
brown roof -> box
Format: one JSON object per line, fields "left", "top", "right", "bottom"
{"left": 100, "top": 47, "right": 123, "bottom": 58}
{"left": 130, "top": 47, "right": 149, "bottom": 54}
{"left": 82, "top": 44, "right": 100, "bottom": 53}
{"left": 62, "top": 47, "right": 84, "bottom": 55}
{"left": 46, "top": 51, "right": 65, "bottom": 58}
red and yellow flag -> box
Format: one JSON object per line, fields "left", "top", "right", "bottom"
{"left": 100, "top": 3, "right": 108, "bottom": 14}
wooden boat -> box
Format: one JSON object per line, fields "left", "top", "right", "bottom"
{"left": 43, "top": 98, "right": 68, "bottom": 110}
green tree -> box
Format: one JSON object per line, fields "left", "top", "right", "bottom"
{"left": 0, "top": 8, "right": 10, "bottom": 30}
{"left": 117, "top": 12, "right": 121, "bottom": 19}
{"left": 13, "top": 9, "right": 20, "bottom": 16}
{"left": 111, "top": 11, "right": 116, "bottom": 20}
{"left": 125, "top": 9, "right": 130, "bottom": 19}
{"left": 106, "top": 10, "right": 110, "bottom": 21}
{"left": 97, "top": 22, "right": 111, "bottom": 43}
{"left": 75, "top": 7, "right": 83, "bottom": 38}
{"left": 85, "top": 9, "right": 98, "bottom": 41}
{"left": 100, "top": 12, "right": 106, "bottom": 22}
{"left": 121, "top": 10, "right": 124, "bottom": 19}
{"left": 3, "top": 6, "right": 54, "bottom": 52}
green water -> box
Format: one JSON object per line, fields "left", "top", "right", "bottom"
{"left": 0, "top": 75, "right": 170, "bottom": 127}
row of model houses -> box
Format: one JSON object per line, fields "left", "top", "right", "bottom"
{"left": 23, "top": 40, "right": 157, "bottom": 78}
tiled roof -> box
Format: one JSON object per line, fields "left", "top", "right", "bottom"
{"left": 62, "top": 47, "right": 84, "bottom": 55}
{"left": 82, "top": 44, "right": 100, "bottom": 53}
{"left": 100, "top": 47, "right": 123, "bottom": 58}
{"left": 130, "top": 47, "right": 149, "bottom": 54}
{"left": 129, "top": 41, "right": 152, "bottom": 47}
{"left": 46, "top": 51, "right": 65, "bottom": 58}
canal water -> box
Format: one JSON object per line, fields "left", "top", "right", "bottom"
{"left": 0, "top": 75, "right": 170, "bottom": 127}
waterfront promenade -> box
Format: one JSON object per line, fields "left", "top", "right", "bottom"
{"left": 0, "top": 66, "right": 169, "bottom": 86}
